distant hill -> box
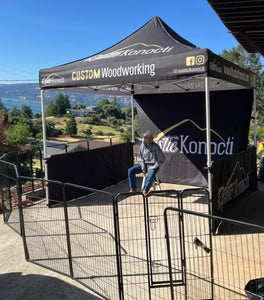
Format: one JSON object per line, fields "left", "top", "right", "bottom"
{"left": 0, "top": 83, "right": 131, "bottom": 108}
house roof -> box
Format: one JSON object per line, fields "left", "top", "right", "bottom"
{"left": 207, "top": 0, "right": 264, "bottom": 56}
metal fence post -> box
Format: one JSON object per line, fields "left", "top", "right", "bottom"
{"left": 62, "top": 183, "right": 74, "bottom": 278}
{"left": 17, "top": 176, "right": 30, "bottom": 260}
{"left": 113, "top": 196, "right": 124, "bottom": 300}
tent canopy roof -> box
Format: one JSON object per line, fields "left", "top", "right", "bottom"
{"left": 39, "top": 16, "right": 255, "bottom": 95}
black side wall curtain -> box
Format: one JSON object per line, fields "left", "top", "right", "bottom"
{"left": 47, "top": 143, "right": 134, "bottom": 202}
{"left": 135, "top": 89, "right": 253, "bottom": 186}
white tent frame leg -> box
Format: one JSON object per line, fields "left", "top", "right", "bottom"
{"left": 131, "top": 94, "right": 135, "bottom": 143}
{"left": 253, "top": 88, "right": 257, "bottom": 146}
{"left": 41, "top": 90, "right": 49, "bottom": 205}
{"left": 205, "top": 76, "right": 212, "bottom": 200}
{"left": 41, "top": 89, "right": 47, "bottom": 160}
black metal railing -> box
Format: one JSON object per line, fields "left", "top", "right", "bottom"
{"left": 164, "top": 207, "right": 264, "bottom": 299}
{"left": 1, "top": 158, "right": 263, "bottom": 300}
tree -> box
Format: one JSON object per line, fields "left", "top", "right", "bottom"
{"left": 45, "top": 100, "right": 55, "bottom": 116}
{"left": 121, "top": 119, "right": 140, "bottom": 142}
{"left": 9, "top": 106, "right": 21, "bottom": 117}
{"left": 34, "top": 113, "right": 41, "bottom": 118}
{"left": 0, "top": 98, "right": 6, "bottom": 111}
{"left": 0, "top": 97, "right": 10, "bottom": 145}
{"left": 32, "top": 119, "right": 48, "bottom": 137}
{"left": 54, "top": 94, "right": 71, "bottom": 116}
{"left": 33, "top": 119, "right": 57, "bottom": 138}
{"left": 100, "top": 98, "right": 124, "bottom": 119}
{"left": 65, "top": 115, "right": 77, "bottom": 135}
{"left": 46, "top": 120, "right": 58, "bottom": 137}
{"left": 0, "top": 114, "right": 8, "bottom": 143}
{"left": 221, "top": 45, "right": 264, "bottom": 125}
{"left": 124, "top": 106, "right": 137, "bottom": 119}
{"left": 90, "top": 114, "right": 101, "bottom": 125}
{"left": 21, "top": 104, "right": 33, "bottom": 119}
{"left": 5, "top": 121, "right": 32, "bottom": 145}
{"left": 121, "top": 126, "right": 133, "bottom": 142}
{"left": 83, "top": 128, "right": 92, "bottom": 136}
{"left": 97, "top": 98, "right": 110, "bottom": 110}
{"left": 32, "top": 119, "right": 43, "bottom": 138}
{"left": 97, "top": 98, "right": 110, "bottom": 118}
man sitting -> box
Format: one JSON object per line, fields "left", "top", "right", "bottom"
{"left": 128, "top": 130, "right": 165, "bottom": 196}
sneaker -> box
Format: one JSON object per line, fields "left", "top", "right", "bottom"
{"left": 142, "top": 190, "right": 148, "bottom": 196}
{"left": 129, "top": 189, "right": 137, "bottom": 193}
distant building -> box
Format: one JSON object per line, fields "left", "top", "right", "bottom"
{"left": 67, "top": 106, "right": 102, "bottom": 117}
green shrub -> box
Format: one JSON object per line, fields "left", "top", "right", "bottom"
{"left": 95, "top": 130, "right": 103, "bottom": 136}
{"left": 83, "top": 128, "right": 92, "bottom": 136}
{"left": 256, "top": 127, "right": 264, "bottom": 140}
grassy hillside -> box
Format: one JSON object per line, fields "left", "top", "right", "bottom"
{"left": 46, "top": 115, "right": 133, "bottom": 143}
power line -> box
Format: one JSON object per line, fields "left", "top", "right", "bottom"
{"left": 0, "top": 63, "right": 37, "bottom": 77}
{"left": 0, "top": 79, "right": 38, "bottom": 82}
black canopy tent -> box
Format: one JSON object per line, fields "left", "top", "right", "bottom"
{"left": 39, "top": 16, "right": 256, "bottom": 198}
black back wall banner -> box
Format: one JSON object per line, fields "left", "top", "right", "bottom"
{"left": 135, "top": 89, "right": 253, "bottom": 186}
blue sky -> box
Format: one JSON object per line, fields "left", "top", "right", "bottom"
{"left": 0, "top": 0, "right": 239, "bottom": 83}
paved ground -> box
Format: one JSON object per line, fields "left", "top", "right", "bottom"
{"left": 0, "top": 221, "right": 102, "bottom": 300}
{"left": 1, "top": 180, "right": 264, "bottom": 300}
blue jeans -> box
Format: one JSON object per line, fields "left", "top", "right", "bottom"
{"left": 128, "top": 164, "right": 159, "bottom": 192}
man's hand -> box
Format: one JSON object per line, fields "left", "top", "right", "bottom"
{"left": 142, "top": 169, "right": 147, "bottom": 174}
{"left": 148, "top": 166, "right": 155, "bottom": 170}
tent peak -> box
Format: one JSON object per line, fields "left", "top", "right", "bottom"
{"left": 144, "top": 16, "right": 197, "bottom": 49}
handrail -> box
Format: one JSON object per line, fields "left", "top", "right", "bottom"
{"left": 0, "top": 159, "right": 19, "bottom": 178}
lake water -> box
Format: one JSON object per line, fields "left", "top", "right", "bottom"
{"left": 1, "top": 98, "right": 42, "bottom": 114}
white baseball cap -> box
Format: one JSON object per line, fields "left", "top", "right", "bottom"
{"left": 143, "top": 130, "right": 153, "bottom": 137}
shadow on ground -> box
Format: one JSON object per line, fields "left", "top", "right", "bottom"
{"left": 0, "top": 272, "right": 102, "bottom": 300}
{"left": 225, "top": 188, "right": 264, "bottom": 227}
